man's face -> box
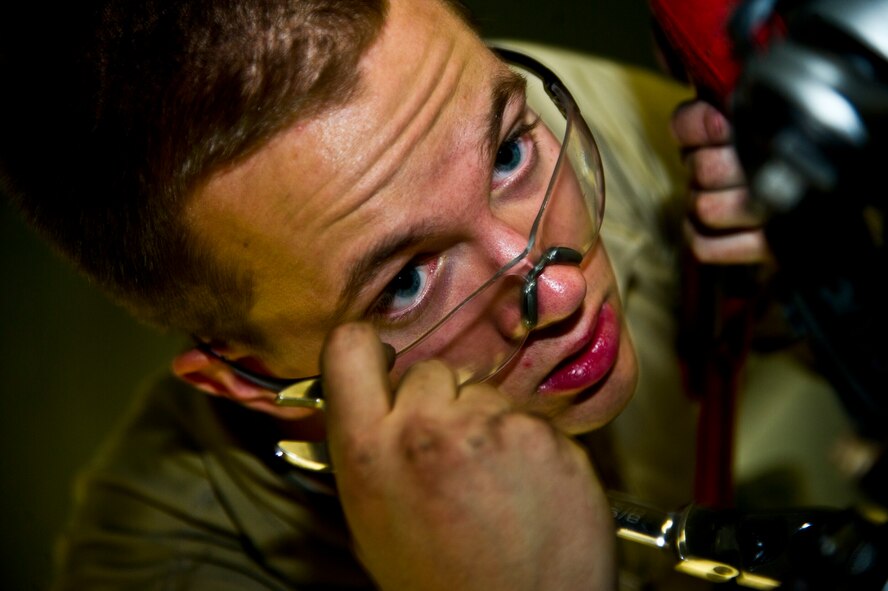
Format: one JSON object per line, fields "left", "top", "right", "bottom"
{"left": 188, "top": 0, "right": 637, "bottom": 434}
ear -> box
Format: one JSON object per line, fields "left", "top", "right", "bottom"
{"left": 171, "top": 346, "right": 316, "bottom": 421}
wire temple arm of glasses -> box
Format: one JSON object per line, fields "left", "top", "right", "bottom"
{"left": 492, "top": 46, "right": 578, "bottom": 119}
{"left": 193, "top": 339, "right": 326, "bottom": 409}
{"left": 192, "top": 339, "right": 398, "bottom": 411}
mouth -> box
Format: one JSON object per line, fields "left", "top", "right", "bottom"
{"left": 537, "top": 302, "right": 620, "bottom": 395}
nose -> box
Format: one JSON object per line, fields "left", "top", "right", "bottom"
{"left": 523, "top": 246, "right": 586, "bottom": 330}
{"left": 483, "top": 222, "right": 586, "bottom": 338}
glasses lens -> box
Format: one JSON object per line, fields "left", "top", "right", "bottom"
{"left": 373, "top": 56, "right": 604, "bottom": 384}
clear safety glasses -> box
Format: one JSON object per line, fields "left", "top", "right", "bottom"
{"left": 198, "top": 48, "right": 605, "bottom": 471}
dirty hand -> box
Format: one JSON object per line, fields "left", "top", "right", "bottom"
{"left": 322, "top": 323, "right": 616, "bottom": 591}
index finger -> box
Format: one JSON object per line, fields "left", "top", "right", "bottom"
{"left": 321, "top": 322, "right": 394, "bottom": 444}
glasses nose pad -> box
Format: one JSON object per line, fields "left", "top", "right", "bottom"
{"left": 522, "top": 246, "right": 585, "bottom": 330}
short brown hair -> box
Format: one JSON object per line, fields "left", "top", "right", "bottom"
{"left": 0, "top": 0, "right": 387, "bottom": 347}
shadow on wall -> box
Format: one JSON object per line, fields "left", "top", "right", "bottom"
{"left": 0, "top": 1, "right": 656, "bottom": 588}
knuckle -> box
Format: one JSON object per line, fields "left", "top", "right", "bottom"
{"left": 691, "top": 154, "right": 722, "bottom": 187}
{"left": 396, "top": 415, "right": 492, "bottom": 497}
{"left": 694, "top": 192, "right": 728, "bottom": 226}
{"left": 695, "top": 190, "right": 759, "bottom": 229}
{"left": 399, "top": 358, "right": 453, "bottom": 386}
{"left": 691, "top": 148, "right": 741, "bottom": 188}
{"left": 399, "top": 416, "right": 447, "bottom": 464}
{"left": 399, "top": 409, "right": 495, "bottom": 464}
{"left": 396, "top": 401, "right": 508, "bottom": 469}
{"left": 458, "top": 382, "right": 509, "bottom": 407}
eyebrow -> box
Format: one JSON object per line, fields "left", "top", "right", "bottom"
{"left": 484, "top": 70, "right": 528, "bottom": 160}
{"left": 334, "top": 221, "right": 435, "bottom": 320}
{"left": 334, "top": 70, "right": 527, "bottom": 318}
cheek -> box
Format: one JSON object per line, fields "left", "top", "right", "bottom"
{"left": 611, "top": 323, "right": 639, "bottom": 410}
{"left": 553, "top": 335, "right": 638, "bottom": 436}
{"left": 584, "top": 242, "right": 618, "bottom": 287}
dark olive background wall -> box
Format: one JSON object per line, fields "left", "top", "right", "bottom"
{"left": 1, "top": 2, "right": 656, "bottom": 588}
{"left": 467, "top": 0, "right": 659, "bottom": 71}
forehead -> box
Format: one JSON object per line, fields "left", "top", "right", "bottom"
{"left": 189, "top": 0, "right": 515, "bottom": 366}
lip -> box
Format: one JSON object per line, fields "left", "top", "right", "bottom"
{"left": 538, "top": 302, "right": 620, "bottom": 394}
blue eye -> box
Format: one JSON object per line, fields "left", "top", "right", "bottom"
{"left": 492, "top": 118, "right": 539, "bottom": 187}
{"left": 378, "top": 262, "right": 431, "bottom": 315}
{"left": 493, "top": 136, "right": 526, "bottom": 183}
